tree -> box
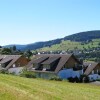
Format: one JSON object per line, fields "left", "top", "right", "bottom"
{"left": 12, "top": 45, "right": 16, "bottom": 51}
{"left": 24, "top": 50, "right": 33, "bottom": 59}
{"left": 1, "top": 48, "right": 12, "bottom": 54}
{"left": 0, "top": 46, "right": 2, "bottom": 48}
{"left": 98, "top": 42, "right": 100, "bottom": 46}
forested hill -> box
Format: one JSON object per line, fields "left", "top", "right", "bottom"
{"left": 64, "top": 30, "right": 100, "bottom": 42}
{"left": 23, "top": 30, "right": 100, "bottom": 50}
{"left": 4, "top": 30, "right": 100, "bottom": 50}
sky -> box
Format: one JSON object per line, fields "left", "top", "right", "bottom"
{"left": 0, "top": 0, "right": 100, "bottom": 45}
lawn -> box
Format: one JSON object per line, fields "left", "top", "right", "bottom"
{"left": 0, "top": 74, "right": 100, "bottom": 100}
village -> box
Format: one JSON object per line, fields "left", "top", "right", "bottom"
{"left": 0, "top": 53, "right": 100, "bottom": 83}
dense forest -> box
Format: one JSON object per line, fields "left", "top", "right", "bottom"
{"left": 64, "top": 30, "right": 100, "bottom": 42}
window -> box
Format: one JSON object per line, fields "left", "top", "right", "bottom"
{"left": 91, "top": 77, "right": 93, "bottom": 80}
{"left": 97, "top": 69, "right": 98, "bottom": 73}
{"left": 18, "top": 63, "right": 20, "bottom": 67}
{"left": 92, "top": 71, "right": 94, "bottom": 74}
{"left": 94, "top": 70, "right": 97, "bottom": 74}
{"left": 75, "top": 63, "right": 77, "bottom": 67}
{"left": 43, "top": 64, "right": 50, "bottom": 69}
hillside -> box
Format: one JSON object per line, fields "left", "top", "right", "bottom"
{"left": 3, "top": 45, "right": 26, "bottom": 50}
{"left": 37, "top": 39, "right": 100, "bottom": 52}
{"left": 64, "top": 30, "right": 100, "bottom": 42}
{"left": 4, "top": 30, "right": 100, "bottom": 51}
{"left": 0, "top": 74, "right": 100, "bottom": 100}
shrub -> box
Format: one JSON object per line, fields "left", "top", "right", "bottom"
{"left": 20, "top": 70, "right": 36, "bottom": 78}
{"left": 0, "top": 70, "right": 9, "bottom": 74}
{"left": 79, "top": 75, "right": 90, "bottom": 83}
{"left": 68, "top": 77, "right": 80, "bottom": 83}
{"left": 9, "top": 72, "right": 16, "bottom": 75}
{"left": 74, "top": 76, "right": 80, "bottom": 83}
{"left": 98, "top": 72, "right": 100, "bottom": 75}
{"left": 50, "top": 76, "right": 62, "bottom": 81}
{"left": 82, "top": 75, "right": 89, "bottom": 83}
{"left": 96, "top": 79, "right": 100, "bottom": 81}
{"left": 68, "top": 77, "right": 75, "bottom": 83}
{"left": 79, "top": 75, "right": 85, "bottom": 82}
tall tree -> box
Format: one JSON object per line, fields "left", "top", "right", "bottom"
{"left": 12, "top": 45, "right": 16, "bottom": 51}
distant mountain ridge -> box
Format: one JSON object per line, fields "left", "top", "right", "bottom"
{"left": 64, "top": 30, "right": 100, "bottom": 42}
{"left": 3, "top": 30, "right": 100, "bottom": 51}
{"left": 3, "top": 45, "right": 26, "bottom": 50}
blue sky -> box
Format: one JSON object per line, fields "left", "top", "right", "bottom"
{"left": 0, "top": 0, "right": 100, "bottom": 45}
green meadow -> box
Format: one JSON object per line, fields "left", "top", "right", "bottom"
{"left": 0, "top": 74, "right": 100, "bottom": 100}
{"left": 37, "top": 39, "right": 100, "bottom": 52}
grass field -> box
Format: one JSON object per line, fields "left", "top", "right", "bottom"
{"left": 37, "top": 39, "right": 100, "bottom": 52}
{"left": 0, "top": 74, "right": 100, "bottom": 100}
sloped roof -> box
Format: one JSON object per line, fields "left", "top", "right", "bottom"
{"left": 5, "top": 55, "right": 22, "bottom": 70}
{"left": 0, "top": 57, "right": 13, "bottom": 64}
{"left": 84, "top": 62, "right": 99, "bottom": 75}
{"left": 55, "top": 55, "right": 72, "bottom": 73}
{"left": 0, "top": 55, "right": 22, "bottom": 70}
{"left": 32, "top": 56, "right": 49, "bottom": 64}
{"left": 26, "top": 56, "right": 49, "bottom": 69}
{"left": 42, "top": 56, "right": 60, "bottom": 64}
{"left": 0, "top": 55, "right": 5, "bottom": 61}
{"left": 27, "top": 54, "right": 80, "bottom": 73}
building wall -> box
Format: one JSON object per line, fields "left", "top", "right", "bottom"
{"left": 43, "top": 64, "right": 50, "bottom": 69}
{"left": 12, "top": 57, "right": 29, "bottom": 68}
{"left": 58, "top": 68, "right": 82, "bottom": 79}
{"left": 33, "top": 64, "right": 40, "bottom": 69}
{"left": 65, "top": 57, "right": 79, "bottom": 69}
{"left": 88, "top": 64, "right": 100, "bottom": 81}
{"left": 89, "top": 74, "right": 100, "bottom": 81}
{"left": 94, "top": 64, "right": 100, "bottom": 74}
{"left": 8, "top": 67, "right": 24, "bottom": 75}
{"left": 57, "top": 56, "right": 82, "bottom": 79}
{"left": 34, "top": 72, "right": 57, "bottom": 79}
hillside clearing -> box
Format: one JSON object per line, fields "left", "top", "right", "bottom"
{"left": 0, "top": 74, "right": 100, "bottom": 100}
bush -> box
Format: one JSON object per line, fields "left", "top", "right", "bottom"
{"left": 96, "top": 79, "right": 100, "bottom": 81}
{"left": 50, "top": 76, "right": 62, "bottom": 81}
{"left": 0, "top": 70, "right": 16, "bottom": 75}
{"left": 68, "top": 77, "right": 75, "bottom": 83}
{"left": 79, "top": 75, "right": 90, "bottom": 83}
{"left": 20, "top": 71, "right": 36, "bottom": 78}
{"left": 9, "top": 72, "right": 16, "bottom": 75}
{"left": 0, "top": 70, "right": 9, "bottom": 74}
{"left": 98, "top": 72, "right": 100, "bottom": 75}
{"left": 74, "top": 76, "right": 80, "bottom": 83}
{"left": 68, "top": 77, "right": 80, "bottom": 83}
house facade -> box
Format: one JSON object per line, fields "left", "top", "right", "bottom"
{"left": 0, "top": 55, "right": 29, "bottom": 74}
{"left": 27, "top": 54, "right": 83, "bottom": 79}
{"left": 84, "top": 62, "right": 100, "bottom": 81}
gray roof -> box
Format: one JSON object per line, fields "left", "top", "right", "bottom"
{"left": 32, "top": 56, "right": 49, "bottom": 64}
{"left": 26, "top": 56, "right": 49, "bottom": 69}
{"left": 0, "top": 55, "right": 22, "bottom": 70}
{"left": 0, "top": 55, "right": 5, "bottom": 61}
{"left": 42, "top": 56, "right": 60, "bottom": 64}
{"left": 84, "top": 62, "right": 99, "bottom": 75}
{"left": 27, "top": 54, "right": 80, "bottom": 73}
{"left": 55, "top": 55, "right": 72, "bottom": 73}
